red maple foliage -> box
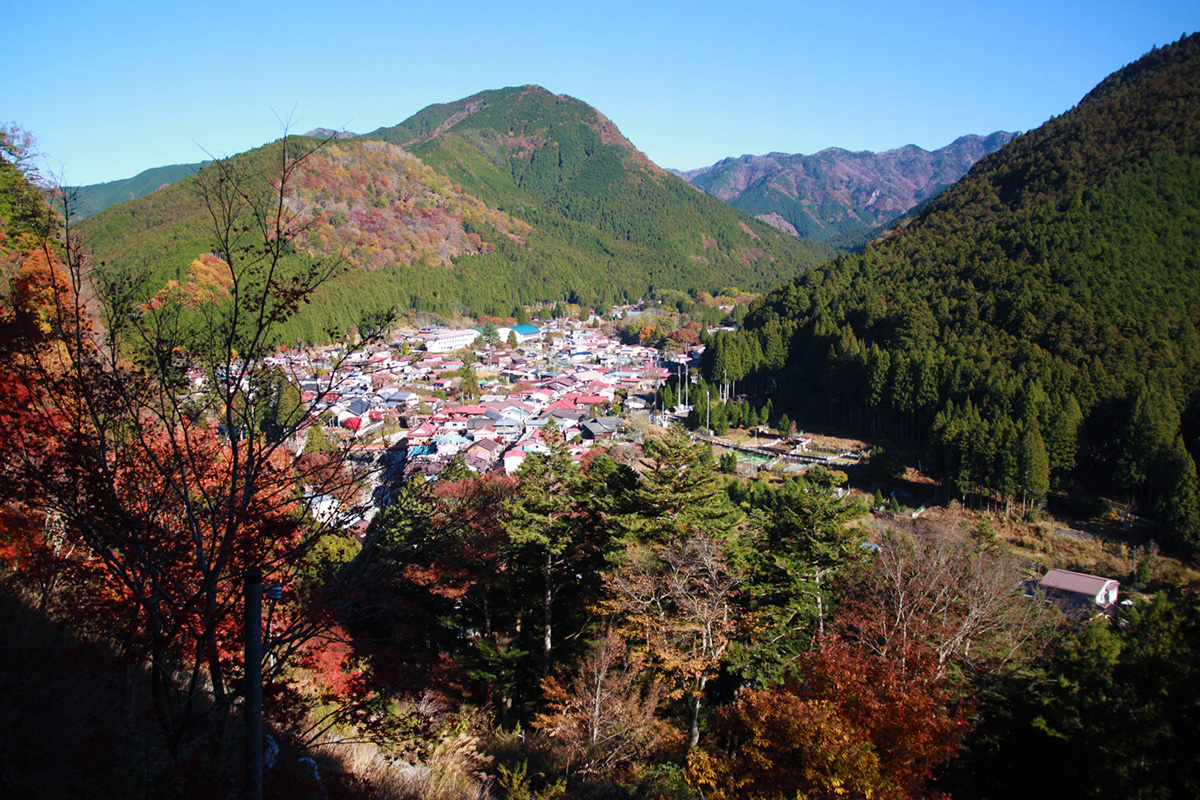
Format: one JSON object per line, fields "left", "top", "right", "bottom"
{"left": 688, "top": 635, "right": 968, "bottom": 800}
{"left": 794, "top": 636, "right": 969, "bottom": 796}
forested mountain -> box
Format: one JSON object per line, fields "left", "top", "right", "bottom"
{"left": 677, "top": 132, "right": 1014, "bottom": 248}
{"left": 707, "top": 34, "right": 1200, "bottom": 548}
{"left": 64, "top": 161, "right": 205, "bottom": 221}
{"left": 77, "top": 86, "right": 833, "bottom": 340}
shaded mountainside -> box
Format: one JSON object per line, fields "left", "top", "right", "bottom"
{"left": 708, "top": 34, "right": 1200, "bottom": 547}
{"left": 79, "top": 86, "right": 833, "bottom": 340}
{"left": 65, "top": 162, "right": 205, "bottom": 221}
{"left": 678, "top": 132, "right": 1014, "bottom": 248}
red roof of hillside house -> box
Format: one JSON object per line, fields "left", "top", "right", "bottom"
{"left": 573, "top": 395, "right": 608, "bottom": 407}
{"left": 407, "top": 421, "right": 437, "bottom": 441}
{"left": 1039, "top": 569, "right": 1116, "bottom": 597}
{"left": 451, "top": 405, "right": 487, "bottom": 417}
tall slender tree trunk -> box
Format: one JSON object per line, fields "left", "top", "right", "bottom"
{"left": 688, "top": 677, "right": 706, "bottom": 750}
{"left": 543, "top": 549, "right": 553, "bottom": 677}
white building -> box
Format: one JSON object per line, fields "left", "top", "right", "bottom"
{"left": 495, "top": 324, "right": 542, "bottom": 345}
{"left": 423, "top": 328, "right": 482, "bottom": 353}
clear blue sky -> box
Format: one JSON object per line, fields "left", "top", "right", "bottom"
{"left": 8, "top": 0, "right": 1198, "bottom": 185}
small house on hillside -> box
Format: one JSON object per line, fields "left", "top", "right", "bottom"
{"left": 581, "top": 416, "right": 623, "bottom": 441}
{"left": 1038, "top": 569, "right": 1120, "bottom": 617}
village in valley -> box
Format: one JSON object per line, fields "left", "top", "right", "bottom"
{"left": 243, "top": 307, "right": 699, "bottom": 534}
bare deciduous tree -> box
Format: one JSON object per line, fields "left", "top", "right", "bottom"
{"left": 534, "top": 628, "right": 670, "bottom": 779}
{"left": 838, "top": 524, "right": 1061, "bottom": 684}
{"left": 604, "top": 531, "right": 741, "bottom": 749}
{"left": 0, "top": 126, "right": 389, "bottom": 758}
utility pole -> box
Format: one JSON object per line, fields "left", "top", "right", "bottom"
{"left": 244, "top": 569, "right": 263, "bottom": 800}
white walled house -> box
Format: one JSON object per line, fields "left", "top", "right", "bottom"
{"left": 496, "top": 324, "right": 541, "bottom": 345}
{"left": 1038, "top": 569, "right": 1120, "bottom": 616}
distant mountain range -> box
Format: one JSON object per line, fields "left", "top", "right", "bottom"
{"left": 674, "top": 132, "right": 1015, "bottom": 249}
{"left": 68, "top": 124, "right": 1011, "bottom": 256}
{"left": 302, "top": 128, "right": 358, "bottom": 140}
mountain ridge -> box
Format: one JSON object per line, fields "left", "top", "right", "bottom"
{"left": 66, "top": 95, "right": 1008, "bottom": 249}
{"left": 64, "top": 162, "right": 206, "bottom": 221}
{"left": 77, "top": 85, "right": 833, "bottom": 340}
{"left": 675, "top": 131, "right": 1015, "bottom": 248}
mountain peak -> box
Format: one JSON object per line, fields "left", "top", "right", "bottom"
{"left": 680, "top": 133, "right": 1015, "bottom": 247}
{"left": 302, "top": 128, "right": 357, "bottom": 139}
{"left": 363, "top": 85, "right": 657, "bottom": 170}
{"left": 78, "top": 85, "right": 833, "bottom": 339}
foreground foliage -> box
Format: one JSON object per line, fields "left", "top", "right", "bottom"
{"left": 1, "top": 129, "right": 384, "bottom": 787}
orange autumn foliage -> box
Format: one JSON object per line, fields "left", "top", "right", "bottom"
{"left": 158, "top": 253, "right": 234, "bottom": 308}
{"left": 687, "top": 689, "right": 901, "bottom": 800}
{"left": 687, "top": 636, "right": 967, "bottom": 800}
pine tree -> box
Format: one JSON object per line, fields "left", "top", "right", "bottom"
{"left": 302, "top": 421, "right": 335, "bottom": 455}
{"left": 1155, "top": 435, "right": 1200, "bottom": 549}
{"left": 1043, "top": 394, "right": 1082, "bottom": 486}
{"left": 606, "top": 426, "right": 746, "bottom": 747}
{"left": 505, "top": 420, "right": 584, "bottom": 676}
{"left": 618, "top": 425, "right": 744, "bottom": 545}
{"left": 740, "top": 477, "right": 866, "bottom": 682}
{"left": 1019, "top": 417, "right": 1051, "bottom": 511}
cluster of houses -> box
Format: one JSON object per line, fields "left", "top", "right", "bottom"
{"left": 422, "top": 323, "right": 541, "bottom": 352}
{"left": 261, "top": 318, "right": 681, "bottom": 480}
